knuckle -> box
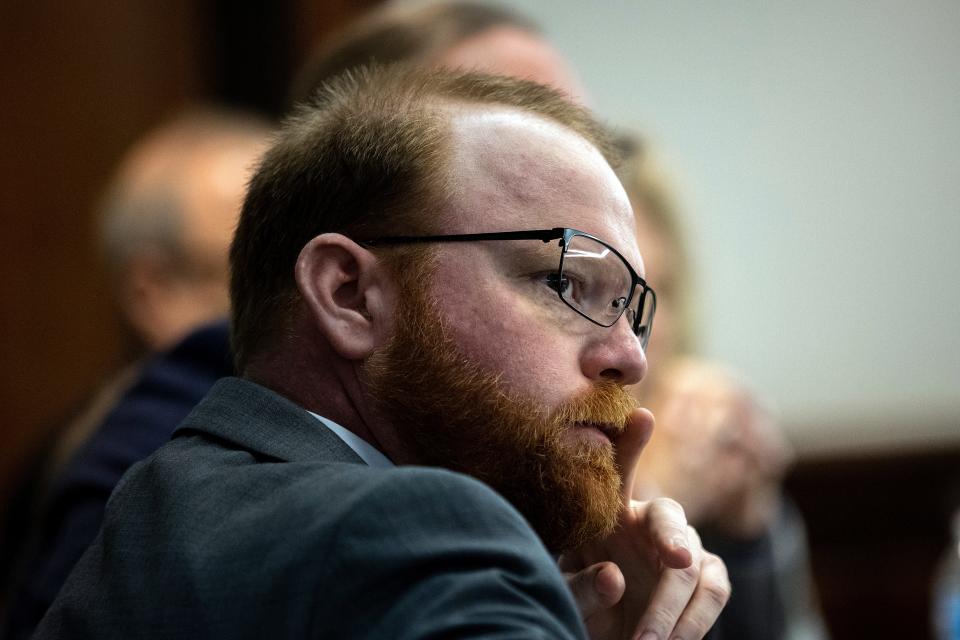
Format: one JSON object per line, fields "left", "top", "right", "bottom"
{"left": 702, "top": 556, "right": 732, "bottom": 607}
{"left": 675, "top": 562, "right": 702, "bottom": 587}
{"left": 705, "top": 552, "right": 730, "bottom": 578}
{"left": 704, "top": 579, "right": 732, "bottom": 608}
{"left": 647, "top": 609, "right": 676, "bottom": 636}
{"left": 680, "top": 609, "right": 716, "bottom": 639}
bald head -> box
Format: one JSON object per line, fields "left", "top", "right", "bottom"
{"left": 99, "top": 109, "right": 270, "bottom": 351}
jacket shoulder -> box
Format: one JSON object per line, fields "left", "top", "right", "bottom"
{"left": 39, "top": 459, "right": 585, "bottom": 639}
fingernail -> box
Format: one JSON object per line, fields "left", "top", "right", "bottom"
{"left": 670, "top": 534, "right": 689, "bottom": 551}
{"left": 639, "top": 632, "right": 659, "bottom": 640}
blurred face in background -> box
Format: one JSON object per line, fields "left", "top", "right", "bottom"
{"left": 432, "top": 26, "right": 589, "bottom": 104}
{"left": 161, "top": 140, "right": 261, "bottom": 337}
{"left": 633, "top": 208, "right": 681, "bottom": 369}
{"left": 114, "top": 132, "right": 266, "bottom": 351}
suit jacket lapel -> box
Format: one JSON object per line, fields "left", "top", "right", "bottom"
{"left": 173, "top": 377, "right": 364, "bottom": 465}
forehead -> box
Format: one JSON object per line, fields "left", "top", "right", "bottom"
{"left": 443, "top": 107, "right": 640, "bottom": 270}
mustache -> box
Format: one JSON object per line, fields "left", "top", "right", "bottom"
{"left": 550, "top": 381, "right": 638, "bottom": 438}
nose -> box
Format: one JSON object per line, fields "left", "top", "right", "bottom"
{"left": 579, "top": 312, "right": 648, "bottom": 385}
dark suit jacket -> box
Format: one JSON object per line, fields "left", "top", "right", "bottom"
{"left": 1, "top": 321, "right": 232, "bottom": 640}
{"left": 34, "top": 377, "right": 587, "bottom": 639}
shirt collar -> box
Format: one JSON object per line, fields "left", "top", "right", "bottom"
{"left": 307, "top": 412, "right": 394, "bottom": 468}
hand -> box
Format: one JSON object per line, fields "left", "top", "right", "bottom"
{"left": 560, "top": 408, "right": 731, "bottom": 640}
{"left": 631, "top": 359, "right": 794, "bottom": 538}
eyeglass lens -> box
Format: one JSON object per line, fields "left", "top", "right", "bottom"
{"left": 560, "top": 234, "right": 654, "bottom": 348}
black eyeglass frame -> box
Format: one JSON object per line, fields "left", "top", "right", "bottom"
{"left": 358, "top": 227, "right": 656, "bottom": 348}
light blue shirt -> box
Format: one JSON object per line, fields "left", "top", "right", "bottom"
{"left": 308, "top": 411, "right": 394, "bottom": 468}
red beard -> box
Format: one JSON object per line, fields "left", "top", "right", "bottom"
{"left": 364, "top": 258, "right": 636, "bottom": 552}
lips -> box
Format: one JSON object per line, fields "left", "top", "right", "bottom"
{"left": 574, "top": 421, "right": 620, "bottom": 442}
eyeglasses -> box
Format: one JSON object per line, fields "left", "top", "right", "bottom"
{"left": 359, "top": 227, "right": 656, "bottom": 350}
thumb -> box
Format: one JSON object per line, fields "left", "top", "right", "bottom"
{"left": 615, "top": 407, "right": 655, "bottom": 505}
{"left": 564, "top": 562, "right": 625, "bottom": 619}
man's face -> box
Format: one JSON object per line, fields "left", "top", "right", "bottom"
{"left": 435, "top": 108, "right": 647, "bottom": 414}
{"left": 365, "top": 109, "right": 648, "bottom": 552}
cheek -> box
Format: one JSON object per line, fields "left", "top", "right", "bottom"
{"left": 431, "top": 257, "right": 575, "bottom": 405}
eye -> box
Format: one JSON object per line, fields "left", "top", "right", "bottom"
{"left": 545, "top": 272, "right": 569, "bottom": 295}
{"left": 546, "top": 271, "right": 591, "bottom": 306}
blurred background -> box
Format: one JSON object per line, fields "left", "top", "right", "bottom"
{"left": 1, "top": 1, "right": 957, "bottom": 637}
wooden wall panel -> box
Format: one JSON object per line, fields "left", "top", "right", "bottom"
{"left": 0, "top": 1, "right": 202, "bottom": 501}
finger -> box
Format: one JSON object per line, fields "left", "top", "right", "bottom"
{"left": 670, "top": 552, "right": 731, "bottom": 640}
{"left": 643, "top": 497, "right": 693, "bottom": 569}
{"left": 615, "top": 407, "right": 655, "bottom": 504}
{"left": 564, "top": 562, "right": 626, "bottom": 619}
{"left": 635, "top": 525, "right": 703, "bottom": 640}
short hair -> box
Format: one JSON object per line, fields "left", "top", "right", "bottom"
{"left": 98, "top": 108, "right": 270, "bottom": 281}
{"left": 614, "top": 133, "right": 696, "bottom": 354}
{"left": 230, "top": 64, "right": 617, "bottom": 371}
{"left": 290, "top": 1, "right": 539, "bottom": 105}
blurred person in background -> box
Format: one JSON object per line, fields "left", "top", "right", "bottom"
{"left": 617, "top": 134, "right": 828, "bottom": 640}
{"left": 97, "top": 110, "right": 268, "bottom": 354}
{"left": 289, "top": 1, "right": 587, "bottom": 108}
{"left": 0, "top": 109, "right": 269, "bottom": 640}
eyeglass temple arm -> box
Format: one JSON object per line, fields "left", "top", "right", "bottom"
{"left": 358, "top": 228, "right": 566, "bottom": 247}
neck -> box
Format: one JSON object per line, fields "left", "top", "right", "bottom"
{"left": 245, "top": 335, "right": 419, "bottom": 466}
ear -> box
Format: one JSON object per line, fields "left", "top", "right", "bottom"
{"left": 295, "top": 233, "right": 392, "bottom": 361}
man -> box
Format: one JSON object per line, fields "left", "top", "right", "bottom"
{"left": 0, "top": 110, "right": 268, "bottom": 639}
{"left": 36, "top": 67, "right": 729, "bottom": 639}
